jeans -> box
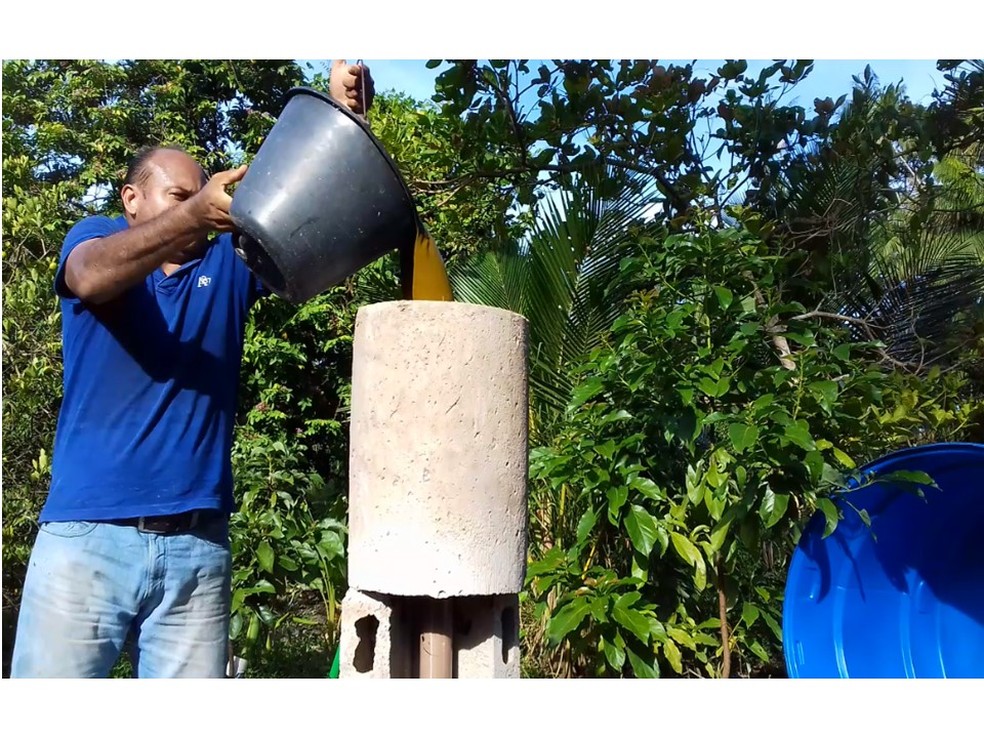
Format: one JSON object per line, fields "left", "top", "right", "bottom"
{"left": 10, "top": 515, "right": 231, "bottom": 678}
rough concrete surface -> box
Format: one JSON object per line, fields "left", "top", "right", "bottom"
{"left": 348, "top": 301, "right": 530, "bottom": 597}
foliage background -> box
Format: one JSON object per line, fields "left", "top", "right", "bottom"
{"left": 3, "top": 58, "right": 982, "bottom": 677}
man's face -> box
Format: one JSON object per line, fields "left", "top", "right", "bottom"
{"left": 123, "top": 149, "right": 208, "bottom": 261}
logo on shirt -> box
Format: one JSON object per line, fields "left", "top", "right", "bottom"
{"left": 197, "top": 276, "right": 212, "bottom": 288}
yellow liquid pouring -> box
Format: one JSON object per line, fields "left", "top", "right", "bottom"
{"left": 401, "top": 224, "right": 454, "bottom": 301}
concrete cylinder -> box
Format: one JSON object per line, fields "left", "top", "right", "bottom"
{"left": 347, "top": 300, "right": 529, "bottom": 598}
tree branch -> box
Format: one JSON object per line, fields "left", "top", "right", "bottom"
{"left": 717, "top": 555, "right": 731, "bottom": 678}
{"left": 792, "top": 309, "right": 925, "bottom": 372}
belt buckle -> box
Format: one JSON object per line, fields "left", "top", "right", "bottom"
{"left": 137, "top": 511, "right": 199, "bottom": 534}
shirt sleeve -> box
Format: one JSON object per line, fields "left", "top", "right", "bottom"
{"left": 55, "top": 216, "right": 124, "bottom": 302}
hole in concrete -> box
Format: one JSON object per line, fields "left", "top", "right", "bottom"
{"left": 354, "top": 615, "right": 378, "bottom": 674}
{"left": 500, "top": 606, "right": 516, "bottom": 664}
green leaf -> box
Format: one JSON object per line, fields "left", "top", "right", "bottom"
{"left": 767, "top": 494, "right": 789, "bottom": 528}
{"left": 603, "top": 639, "right": 626, "bottom": 672}
{"left": 729, "top": 422, "right": 759, "bottom": 453}
{"left": 760, "top": 610, "right": 783, "bottom": 641}
{"left": 666, "top": 626, "right": 696, "bottom": 650}
{"left": 671, "top": 532, "right": 707, "bottom": 590}
{"left": 783, "top": 420, "right": 815, "bottom": 450}
{"left": 317, "top": 530, "right": 345, "bottom": 560}
{"left": 709, "top": 519, "right": 731, "bottom": 552}
{"left": 714, "top": 285, "right": 734, "bottom": 309}
{"left": 627, "top": 648, "right": 659, "bottom": 678}
{"left": 663, "top": 639, "right": 683, "bottom": 673}
{"left": 229, "top": 611, "right": 243, "bottom": 640}
{"left": 698, "top": 376, "right": 730, "bottom": 398}
{"left": 751, "top": 393, "right": 776, "bottom": 412}
{"left": 678, "top": 386, "right": 695, "bottom": 406}
{"left": 706, "top": 489, "right": 727, "bottom": 521}
{"left": 810, "top": 380, "right": 839, "bottom": 412}
{"left": 547, "top": 599, "right": 592, "bottom": 643}
{"left": 588, "top": 596, "right": 610, "bottom": 624}
{"left": 687, "top": 476, "right": 704, "bottom": 505}
{"left": 741, "top": 602, "right": 760, "bottom": 627}
{"left": 854, "top": 506, "right": 872, "bottom": 528}
{"left": 257, "top": 540, "right": 275, "bottom": 574}
{"left": 804, "top": 449, "right": 825, "bottom": 484}
{"left": 576, "top": 507, "right": 598, "bottom": 545}
{"left": 833, "top": 447, "right": 855, "bottom": 469}
{"left": 613, "top": 600, "right": 653, "bottom": 644}
{"left": 615, "top": 591, "right": 642, "bottom": 609}
{"left": 607, "top": 485, "right": 629, "bottom": 523}
{"left": 244, "top": 580, "right": 277, "bottom": 596}
{"left": 655, "top": 525, "right": 669, "bottom": 556}
{"left": 748, "top": 640, "right": 770, "bottom": 662}
{"left": 570, "top": 377, "right": 605, "bottom": 408}
{"left": 526, "top": 546, "right": 566, "bottom": 577}
{"left": 631, "top": 550, "right": 649, "bottom": 582}
{"left": 625, "top": 504, "right": 660, "bottom": 557}
{"left": 596, "top": 439, "right": 617, "bottom": 459}
{"left": 818, "top": 498, "right": 840, "bottom": 537}
{"left": 880, "top": 470, "right": 938, "bottom": 489}
{"left": 759, "top": 485, "right": 775, "bottom": 522}
{"left": 631, "top": 476, "right": 664, "bottom": 501}
{"left": 719, "top": 60, "right": 748, "bottom": 79}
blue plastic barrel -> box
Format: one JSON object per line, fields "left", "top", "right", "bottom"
{"left": 783, "top": 442, "right": 984, "bottom": 677}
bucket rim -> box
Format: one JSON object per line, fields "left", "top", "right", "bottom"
{"left": 845, "top": 441, "right": 984, "bottom": 487}
{"left": 281, "top": 86, "right": 422, "bottom": 230}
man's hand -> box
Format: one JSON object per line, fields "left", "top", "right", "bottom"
{"left": 329, "top": 60, "right": 375, "bottom": 116}
{"left": 63, "top": 164, "right": 249, "bottom": 305}
{"left": 188, "top": 165, "right": 248, "bottom": 233}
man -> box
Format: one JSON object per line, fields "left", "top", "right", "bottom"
{"left": 10, "top": 60, "right": 375, "bottom": 678}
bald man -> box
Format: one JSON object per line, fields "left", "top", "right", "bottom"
{"left": 10, "top": 61, "right": 374, "bottom": 678}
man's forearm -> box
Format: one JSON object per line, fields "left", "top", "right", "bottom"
{"left": 65, "top": 201, "right": 208, "bottom": 304}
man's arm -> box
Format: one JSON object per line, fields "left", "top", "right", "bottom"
{"left": 64, "top": 165, "right": 246, "bottom": 304}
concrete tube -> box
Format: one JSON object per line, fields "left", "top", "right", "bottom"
{"left": 347, "top": 300, "right": 530, "bottom": 598}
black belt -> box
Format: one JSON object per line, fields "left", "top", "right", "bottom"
{"left": 111, "top": 509, "right": 218, "bottom": 534}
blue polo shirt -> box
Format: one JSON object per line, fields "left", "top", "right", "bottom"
{"left": 40, "top": 215, "right": 268, "bottom": 522}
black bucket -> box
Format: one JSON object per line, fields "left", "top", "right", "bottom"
{"left": 229, "top": 87, "right": 419, "bottom": 304}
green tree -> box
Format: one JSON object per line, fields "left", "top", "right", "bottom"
{"left": 524, "top": 218, "right": 980, "bottom": 677}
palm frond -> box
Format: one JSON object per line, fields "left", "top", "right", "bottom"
{"left": 838, "top": 225, "right": 984, "bottom": 366}
{"left": 450, "top": 163, "right": 663, "bottom": 436}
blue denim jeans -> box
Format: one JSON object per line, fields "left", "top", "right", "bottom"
{"left": 10, "top": 515, "right": 231, "bottom": 678}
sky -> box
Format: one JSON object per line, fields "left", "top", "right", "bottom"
{"left": 304, "top": 59, "right": 949, "bottom": 110}
{"left": 290, "top": 58, "right": 953, "bottom": 224}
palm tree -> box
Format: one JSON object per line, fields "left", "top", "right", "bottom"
{"left": 449, "top": 163, "right": 663, "bottom": 442}
{"left": 760, "top": 68, "right": 984, "bottom": 373}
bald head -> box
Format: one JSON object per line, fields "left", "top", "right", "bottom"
{"left": 120, "top": 144, "right": 211, "bottom": 237}
{"left": 125, "top": 146, "right": 207, "bottom": 189}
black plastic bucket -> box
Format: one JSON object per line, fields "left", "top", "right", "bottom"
{"left": 230, "top": 87, "right": 419, "bottom": 304}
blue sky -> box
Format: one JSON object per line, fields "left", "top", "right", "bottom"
{"left": 301, "top": 59, "right": 950, "bottom": 198}
{"left": 304, "top": 59, "right": 948, "bottom": 109}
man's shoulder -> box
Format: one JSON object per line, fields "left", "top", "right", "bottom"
{"left": 64, "top": 213, "right": 127, "bottom": 247}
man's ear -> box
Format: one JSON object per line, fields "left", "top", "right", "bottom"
{"left": 121, "top": 183, "right": 139, "bottom": 219}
